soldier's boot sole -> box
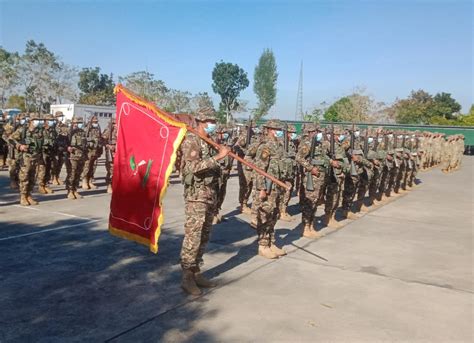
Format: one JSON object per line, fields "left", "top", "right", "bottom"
{"left": 258, "top": 246, "right": 279, "bottom": 259}
{"left": 270, "top": 244, "right": 287, "bottom": 256}
{"left": 27, "top": 196, "right": 39, "bottom": 205}
{"left": 194, "top": 273, "right": 217, "bottom": 288}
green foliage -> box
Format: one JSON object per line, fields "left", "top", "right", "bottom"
{"left": 78, "top": 67, "right": 115, "bottom": 105}
{"left": 253, "top": 49, "right": 278, "bottom": 120}
{"left": 432, "top": 92, "right": 461, "bottom": 120}
{"left": 324, "top": 97, "right": 352, "bottom": 122}
{"left": 6, "top": 94, "right": 27, "bottom": 112}
{"left": 0, "top": 47, "right": 21, "bottom": 107}
{"left": 392, "top": 90, "right": 434, "bottom": 124}
{"left": 212, "top": 61, "right": 249, "bottom": 123}
{"left": 118, "top": 71, "right": 168, "bottom": 104}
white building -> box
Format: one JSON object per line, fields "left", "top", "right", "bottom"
{"left": 50, "top": 104, "right": 115, "bottom": 129}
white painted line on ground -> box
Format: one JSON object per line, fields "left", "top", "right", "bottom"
{"left": 10, "top": 204, "right": 94, "bottom": 221}
{"left": 0, "top": 219, "right": 102, "bottom": 242}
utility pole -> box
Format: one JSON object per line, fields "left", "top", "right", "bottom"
{"left": 295, "top": 61, "right": 303, "bottom": 121}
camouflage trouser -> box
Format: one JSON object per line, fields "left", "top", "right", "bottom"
{"left": 394, "top": 164, "right": 406, "bottom": 192}
{"left": 342, "top": 175, "right": 360, "bottom": 210}
{"left": 180, "top": 200, "right": 216, "bottom": 270}
{"left": 51, "top": 151, "right": 67, "bottom": 180}
{"left": 368, "top": 167, "right": 381, "bottom": 199}
{"left": 6, "top": 157, "right": 19, "bottom": 183}
{"left": 37, "top": 154, "right": 52, "bottom": 187}
{"left": 67, "top": 158, "right": 84, "bottom": 192}
{"left": 19, "top": 155, "right": 38, "bottom": 196}
{"left": 386, "top": 166, "right": 399, "bottom": 196}
{"left": 356, "top": 174, "right": 370, "bottom": 203}
{"left": 378, "top": 166, "right": 391, "bottom": 197}
{"left": 216, "top": 172, "right": 231, "bottom": 213}
{"left": 251, "top": 189, "right": 281, "bottom": 247}
{"left": 0, "top": 143, "right": 6, "bottom": 168}
{"left": 105, "top": 154, "right": 114, "bottom": 185}
{"left": 279, "top": 179, "right": 294, "bottom": 213}
{"left": 325, "top": 177, "right": 343, "bottom": 215}
{"left": 238, "top": 167, "right": 253, "bottom": 206}
{"left": 300, "top": 172, "right": 326, "bottom": 226}
{"left": 81, "top": 150, "right": 99, "bottom": 180}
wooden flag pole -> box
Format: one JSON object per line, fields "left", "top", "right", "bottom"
{"left": 115, "top": 84, "right": 290, "bottom": 191}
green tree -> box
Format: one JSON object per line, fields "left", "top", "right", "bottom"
{"left": 191, "top": 92, "right": 214, "bottom": 113}
{"left": 20, "top": 40, "right": 61, "bottom": 112}
{"left": 212, "top": 61, "right": 249, "bottom": 123}
{"left": 392, "top": 90, "right": 435, "bottom": 124}
{"left": 78, "top": 67, "right": 115, "bottom": 105}
{"left": 324, "top": 97, "right": 353, "bottom": 122}
{"left": 6, "top": 94, "right": 27, "bottom": 111}
{"left": 431, "top": 92, "right": 462, "bottom": 120}
{"left": 118, "top": 71, "right": 168, "bottom": 106}
{"left": 0, "top": 47, "right": 20, "bottom": 108}
{"left": 253, "top": 49, "right": 278, "bottom": 120}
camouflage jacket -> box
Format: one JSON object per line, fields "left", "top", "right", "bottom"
{"left": 42, "top": 126, "right": 57, "bottom": 155}
{"left": 9, "top": 126, "right": 44, "bottom": 159}
{"left": 180, "top": 132, "right": 221, "bottom": 204}
{"left": 55, "top": 123, "right": 70, "bottom": 152}
{"left": 69, "top": 128, "right": 87, "bottom": 160}
{"left": 254, "top": 135, "right": 284, "bottom": 192}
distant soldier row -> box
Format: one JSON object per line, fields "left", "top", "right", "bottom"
{"left": 0, "top": 111, "right": 117, "bottom": 206}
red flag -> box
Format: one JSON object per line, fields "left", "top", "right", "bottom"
{"left": 109, "top": 85, "right": 187, "bottom": 253}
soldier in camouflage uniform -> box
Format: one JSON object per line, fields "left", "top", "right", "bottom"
{"left": 3, "top": 112, "right": 23, "bottom": 189}
{"left": 37, "top": 114, "right": 56, "bottom": 194}
{"left": 81, "top": 116, "right": 102, "bottom": 190}
{"left": 66, "top": 117, "right": 87, "bottom": 200}
{"left": 296, "top": 124, "right": 329, "bottom": 238}
{"left": 250, "top": 119, "right": 287, "bottom": 259}
{"left": 342, "top": 126, "right": 367, "bottom": 219}
{"left": 8, "top": 113, "right": 44, "bottom": 206}
{"left": 323, "top": 126, "right": 349, "bottom": 228}
{"left": 0, "top": 113, "right": 7, "bottom": 169}
{"left": 279, "top": 124, "right": 297, "bottom": 222}
{"left": 51, "top": 111, "right": 69, "bottom": 185}
{"left": 213, "top": 125, "right": 234, "bottom": 224}
{"left": 102, "top": 118, "right": 117, "bottom": 193}
{"left": 360, "top": 129, "right": 381, "bottom": 211}
{"left": 393, "top": 132, "right": 407, "bottom": 194}
{"left": 235, "top": 122, "right": 256, "bottom": 214}
{"left": 179, "top": 106, "right": 230, "bottom": 295}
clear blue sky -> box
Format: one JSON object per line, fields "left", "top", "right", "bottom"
{"left": 1, "top": 0, "right": 472, "bottom": 118}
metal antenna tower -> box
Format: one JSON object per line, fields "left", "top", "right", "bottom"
{"left": 295, "top": 61, "right": 303, "bottom": 121}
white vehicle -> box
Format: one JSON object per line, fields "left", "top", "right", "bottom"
{"left": 50, "top": 104, "right": 115, "bottom": 129}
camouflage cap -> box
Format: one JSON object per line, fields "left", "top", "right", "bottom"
{"left": 263, "top": 119, "right": 284, "bottom": 130}
{"left": 195, "top": 106, "right": 216, "bottom": 122}
{"left": 44, "top": 114, "right": 54, "bottom": 120}
{"left": 302, "top": 123, "right": 317, "bottom": 133}
{"left": 90, "top": 115, "right": 98, "bottom": 122}
{"left": 29, "top": 113, "right": 41, "bottom": 120}
{"left": 55, "top": 111, "right": 64, "bottom": 117}
{"left": 72, "top": 116, "right": 84, "bottom": 123}
{"left": 287, "top": 124, "right": 296, "bottom": 133}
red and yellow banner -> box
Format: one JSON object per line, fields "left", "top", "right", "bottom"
{"left": 109, "top": 85, "right": 187, "bottom": 253}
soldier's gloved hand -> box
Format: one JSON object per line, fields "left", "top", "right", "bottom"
{"left": 330, "top": 160, "right": 340, "bottom": 168}
{"left": 215, "top": 145, "right": 230, "bottom": 161}
{"left": 311, "top": 167, "right": 320, "bottom": 176}
{"left": 259, "top": 189, "right": 267, "bottom": 201}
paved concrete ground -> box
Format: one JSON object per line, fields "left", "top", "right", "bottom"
{"left": 0, "top": 157, "right": 472, "bottom": 342}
